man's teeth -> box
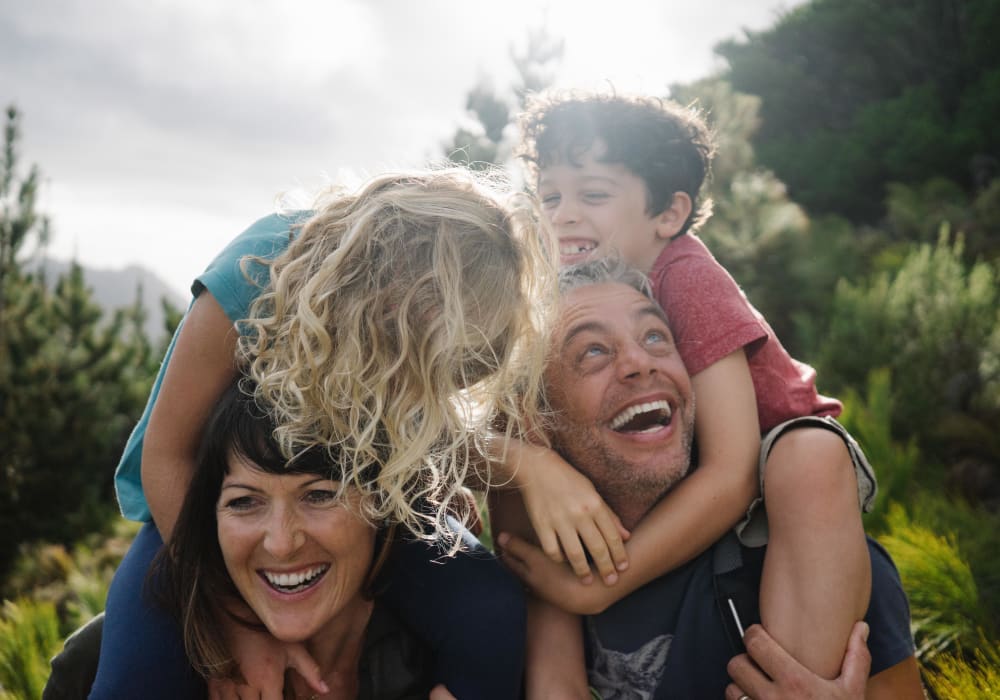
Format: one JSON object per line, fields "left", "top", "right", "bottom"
{"left": 610, "top": 400, "right": 672, "bottom": 431}
{"left": 263, "top": 565, "right": 329, "bottom": 591}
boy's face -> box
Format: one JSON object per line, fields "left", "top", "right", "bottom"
{"left": 537, "top": 141, "right": 674, "bottom": 273}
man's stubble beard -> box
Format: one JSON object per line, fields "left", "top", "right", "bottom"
{"left": 551, "top": 400, "right": 696, "bottom": 528}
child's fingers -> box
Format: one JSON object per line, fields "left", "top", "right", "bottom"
{"left": 285, "top": 644, "right": 329, "bottom": 696}
{"left": 497, "top": 533, "right": 533, "bottom": 579}
{"left": 557, "top": 526, "right": 594, "bottom": 582}
{"left": 593, "top": 509, "right": 629, "bottom": 573}
{"left": 537, "top": 526, "right": 565, "bottom": 564}
{"left": 429, "top": 684, "right": 457, "bottom": 700}
{"left": 577, "top": 520, "right": 617, "bottom": 583}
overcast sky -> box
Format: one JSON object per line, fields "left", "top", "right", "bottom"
{"left": 2, "top": 0, "right": 803, "bottom": 297}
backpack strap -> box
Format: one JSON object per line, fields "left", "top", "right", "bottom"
{"left": 712, "top": 532, "right": 764, "bottom": 656}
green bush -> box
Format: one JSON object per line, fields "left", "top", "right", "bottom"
{"left": 879, "top": 504, "right": 987, "bottom": 661}
{"left": 818, "top": 231, "right": 1000, "bottom": 457}
{"left": 923, "top": 638, "right": 1000, "bottom": 700}
{"left": 0, "top": 598, "right": 61, "bottom": 700}
{"left": 838, "top": 369, "right": 923, "bottom": 530}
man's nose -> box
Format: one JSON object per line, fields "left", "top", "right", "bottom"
{"left": 617, "top": 340, "right": 657, "bottom": 380}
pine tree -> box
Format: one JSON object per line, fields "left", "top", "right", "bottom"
{"left": 443, "top": 27, "right": 564, "bottom": 171}
{"left": 0, "top": 106, "right": 156, "bottom": 577}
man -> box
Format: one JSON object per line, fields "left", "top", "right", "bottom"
{"left": 496, "top": 259, "right": 923, "bottom": 698}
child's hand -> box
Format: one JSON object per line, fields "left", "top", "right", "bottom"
{"left": 497, "top": 531, "right": 620, "bottom": 615}
{"left": 517, "top": 443, "right": 630, "bottom": 584}
{"left": 210, "top": 610, "right": 328, "bottom": 700}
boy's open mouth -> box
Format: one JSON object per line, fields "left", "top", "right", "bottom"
{"left": 559, "top": 240, "right": 597, "bottom": 256}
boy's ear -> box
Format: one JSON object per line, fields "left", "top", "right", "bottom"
{"left": 654, "top": 192, "right": 692, "bottom": 240}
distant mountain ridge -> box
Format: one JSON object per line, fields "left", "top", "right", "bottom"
{"left": 35, "top": 258, "right": 186, "bottom": 341}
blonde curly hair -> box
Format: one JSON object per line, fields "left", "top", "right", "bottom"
{"left": 238, "top": 168, "right": 553, "bottom": 544}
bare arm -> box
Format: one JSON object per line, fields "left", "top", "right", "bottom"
{"left": 725, "top": 622, "right": 871, "bottom": 700}
{"left": 494, "top": 438, "right": 629, "bottom": 583}
{"left": 490, "top": 486, "right": 590, "bottom": 698}
{"left": 141, "top": 291, "right": 239, "bottom": 541}
{"left": 145, "top": 293, "right": 329, "bottom": 698}
{"left": 496, "top": 350, "right": 759, "bottom": 615}
{"left": 614, "top": 348, "right": 760, "bottom": 588}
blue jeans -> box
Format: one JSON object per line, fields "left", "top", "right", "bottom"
{"left": 90, "top": 521, "right": 526, "bottom": 699}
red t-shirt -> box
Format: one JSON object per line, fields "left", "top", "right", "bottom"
{"left": 648, "top": 234, "right": 841, "bottom": 432}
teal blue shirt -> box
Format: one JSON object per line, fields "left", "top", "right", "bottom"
{"left": 114, "top": 212, "right": 306, "bottom": 521}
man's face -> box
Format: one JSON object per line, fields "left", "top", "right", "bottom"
{"left": 537, "top": 141, "right": 666, "bottom": 273}
{"left": 545, "top": 282, "right": 695, "bottom": 524}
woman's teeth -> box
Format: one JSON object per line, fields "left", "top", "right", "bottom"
{"left": 263, "top": 565, "right": 329, "bottom": 592}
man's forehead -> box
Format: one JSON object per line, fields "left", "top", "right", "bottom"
{"left": 555, "top": 283, "right": 663, "bottom": 345}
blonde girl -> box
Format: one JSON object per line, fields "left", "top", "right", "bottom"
{"left": 90, "top": 168, "right": 551, "bottom": 700}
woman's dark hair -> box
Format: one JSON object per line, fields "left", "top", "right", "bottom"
{"left": 150, "top": 378, "right": 393, "bottom": 681}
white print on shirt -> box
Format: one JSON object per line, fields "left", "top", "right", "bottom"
{"left": 587, "top": 617, "right": 671, "bottom": 699}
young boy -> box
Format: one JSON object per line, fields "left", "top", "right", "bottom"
{"left": 504, "top": 92, "right": 878, "bottom": 690}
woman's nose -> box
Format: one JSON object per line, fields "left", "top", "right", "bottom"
{"left": 263, "top": 507, "right": 305, "bottom": 558}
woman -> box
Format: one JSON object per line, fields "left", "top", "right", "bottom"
{"left": 91, "top": 168, "right": 552, "bottom": 699}
{"left": 155, "top": 380, "right": 440, "bottom": 699}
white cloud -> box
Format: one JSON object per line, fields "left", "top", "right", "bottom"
{"left": 3, "top": 0, "right": 804, "bottom": 296}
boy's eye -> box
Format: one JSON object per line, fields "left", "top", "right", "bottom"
{"left": 582, "top": 192, "right": 610, "bottom": 203}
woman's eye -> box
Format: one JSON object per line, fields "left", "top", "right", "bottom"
{"left": 581, "top": 344, "right": 608, "bottom": 360}
{"left": 540, "top": 193, "right": 560, "bottom": 208}
{"left": 645, "top": 330, "right": 666, "bottom": 344}
{"left": 304, "top": 489, "right": 337, "bottom": 506}
{"left": 224, "top": 496, "right": 258, "bottom": 512}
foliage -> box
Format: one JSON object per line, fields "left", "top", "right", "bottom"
{"left": 878, "top": 504, "right": 986, "bottom": 662}
{"left": 886, "top": 177, "right": 1000, "bottom": 264}
{"left": 716, "top": 0, "right": 1000, "bottom": 225}
{"left": 923, "top": 637, "right": 1000, "bottom": 700}
{"left": 838, "top": 370, "right": 922, "bottom": 530}
{"left": 443, "top": 27, "right": 563, "bottom": 171}
{"left": 816, "top": 231, "right": 1000, "bottom": 459}
{"left": 907, "top": 492, "right": 1000, "bottom": 632}
{"left": 0, "top": 598, "right": 61, "bottom": 700}
{"left": 673, "top": 79, "right": 802, "bottom": 342}
{"left": 0, "top": 106, "right": 158, "bottom": 577}
{"left": 3, "top": 518, "right": 137, "bottom": 635}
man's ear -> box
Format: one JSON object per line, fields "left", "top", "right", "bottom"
{"left": 654, "top": 192, "right": 692, "bottom": 240}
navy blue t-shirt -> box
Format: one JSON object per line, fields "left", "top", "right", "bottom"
{"left": 586, "top": 537, "right": 915, "bottom": 699}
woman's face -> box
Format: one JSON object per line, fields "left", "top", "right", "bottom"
{"left": 216, "top": 453, "right": 376, "bottom": 643}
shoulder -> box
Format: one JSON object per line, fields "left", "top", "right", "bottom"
{"left": 651, "top": 234, "right": 744, "bottom": 303}
{"left": 358, "top": 603, "right": 434, "bottom": 699}
{"left": 192, "top": 211, "right": 308, "bottom": 322}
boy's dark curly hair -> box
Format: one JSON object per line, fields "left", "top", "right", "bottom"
{"left": 517, "top": 91, "right": 716, "bottom": 236}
